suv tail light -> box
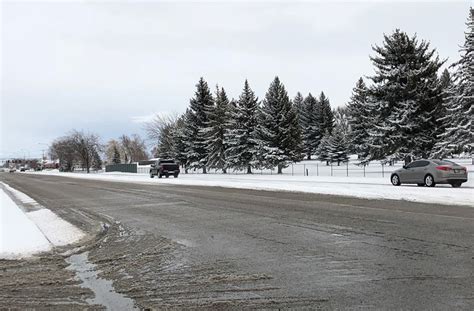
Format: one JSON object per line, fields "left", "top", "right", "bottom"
{"left": 436, "top": 165, "right": 452, "bottom": 171}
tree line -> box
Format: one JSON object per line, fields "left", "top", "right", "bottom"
{"left": 49, "top": 132, "right": 148, "bottom": 172}
{"left": 151, "top": 8, "right": 473, "bottom": 173}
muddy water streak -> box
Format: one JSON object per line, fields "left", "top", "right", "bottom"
{"left": 66, "top": 251, "right": 137, "bottom": 310}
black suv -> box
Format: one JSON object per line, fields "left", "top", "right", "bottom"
{"left": 150, "top": 159, "right": 180, "bottom": 178}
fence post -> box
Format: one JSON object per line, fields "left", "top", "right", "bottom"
{"left": 303, "top": 164, "right": 306, "bottom": 176}
{"left": 317, "top": 163, "right": 319, "bottom": 176}
{"left": 292, "top": 164, "right": 294, "bottom": 176}
{"left": 331, "top": 162, "right": 333, "bottom": 176}
{"left": 382, "top": 163, "right": 384, "bottom": 178}
{"left": 364, "top": 164, "right": 366, "bottom": 177}
{"left": 346, "top": 161, "right": 349, "bottom": 177}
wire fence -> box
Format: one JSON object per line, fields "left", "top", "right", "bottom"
{"left": 130, "top": 158, "right": 474, "bottom": 178}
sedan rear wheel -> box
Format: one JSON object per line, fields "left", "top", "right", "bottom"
{"left": 424, "top": 174, "right": 435, "bottom": 187}
{"left": 391, "top": 174, "right": 401, "bottom": 186}
{"left": 451, "top": 182, "right": 462, "bottom": 188}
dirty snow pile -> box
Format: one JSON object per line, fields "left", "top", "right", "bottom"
{"left": 0, "top": 183, "right": 85, "bottom": 259}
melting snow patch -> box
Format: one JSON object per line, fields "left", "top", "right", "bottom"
{"left": 27, "top": 209, "right": 85, "bottom": 246}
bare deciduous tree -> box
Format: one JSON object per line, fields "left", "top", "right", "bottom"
{"left": 70, "top": 130, "right": 102, "bottom": 173}
{"left": 119, "top": 134, "right": 148, "bottom": 163}
{"left": 144, "top": 113, "right": 179, "bottom": 158}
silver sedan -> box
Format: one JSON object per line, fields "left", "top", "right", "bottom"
{"left": 390, "top": 159, "right": 468, "bottom": 188}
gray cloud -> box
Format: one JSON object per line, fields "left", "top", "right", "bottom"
{"left": 1, "top": 1, "right": 470, "bottom": 158}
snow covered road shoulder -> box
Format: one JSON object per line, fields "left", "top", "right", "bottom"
{"left": 30, "top": 171, "right": 474, "bottom": 207}
{"left": 0, "top": 182, "right": 85, "bottom": 259}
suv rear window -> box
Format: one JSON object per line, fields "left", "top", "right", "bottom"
{"left": 159, "top": 160, "right": 175, "bottom": 164}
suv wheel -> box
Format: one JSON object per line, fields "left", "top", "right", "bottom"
{"left": 150, "top": 174, "right": 154, "bottom": 178}
{"left": 158, "top": 174, "right": 162, "bottom": 178}
{"left": 391, "top": 174, "right": 401, "bottom": 186}
{"left": 450, "top": 182, "right": 462, "bottom": 188}
{"left": 424, "top": 174, "right": 435, "bottom": 187}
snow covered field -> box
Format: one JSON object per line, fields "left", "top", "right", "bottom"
{"left": 0, "top": 182, "right": 85, "bottom": 259}
{"left": 32, "top": 164, "right": 473, "bottom": 207}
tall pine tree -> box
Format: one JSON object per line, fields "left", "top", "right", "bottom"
{"left": 259, "top": 77, "right": 302, "bottom": 173}
{"left": 367, "top": 29, "right": 444, "bottom": 162}
{"left": 300, "top": 93, "right": 323, "bottom": 159}
{"left": 205, "top": 86, "right": 231, "bottom": 173}
{"left": 319, "top": 92, "right": 334, "bottom": 136}
{"left": 347, "top": 78, "right": 372, "bottom": 159}
{"left": 226, "top": 80, "right": 260, "bottom": 174}
{"left": 184, "top": 77, "right": 214, "bottom": 173}
{"left": 433, "top": 8, "right": 474, "bottom": 158}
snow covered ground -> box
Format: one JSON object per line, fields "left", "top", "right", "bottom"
{"left": 0, "top": 182, "right": 85, "bottom": 259}
{"left": 31, "top": 167, "right": 473, "bottom": 207}
{"left": 0, "top": 189, "right": 51, "bottom": 259}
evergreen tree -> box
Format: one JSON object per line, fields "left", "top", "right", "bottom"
{"left": 172, "top": 112, "right": 188, "bottom": 170}
{"left": 316, "top": 134, "right": 332, "bottom": 165}
{"left": 316, "top": 126, "right": 349, "bottom": 166}
{"left": 92, "top": 149, "right": 103, "bottom": 170}
{"left": 259, "top": 77, "right": 302, "bottom": 173}
{"left": 226, "top": 80, "right": 260, "bottom": 174}
{"left": 433, "top": 8, "right": 474, "bottom": 158}
{"left": 300, "top": 93, "right": 322, "bottom": 159}
{"left": 184, "top": 78, "right": 214, "bottom": 173}
{"left": 346, "top": 78, "right": 371, "bottom": 159}
{"left": 293, "top": 92, "right": 305, "bottom": 127}
{"left": 367, "top": 29, "right": 444, "bottom": 162}
{"left": 112, "top": 145, "right": 121, "bottom": 164}
{"left": 319, "top": 92, "right": 334, "bottom": 135}
{"left": 205, "top": 86, "right": 231, "bottom": 173}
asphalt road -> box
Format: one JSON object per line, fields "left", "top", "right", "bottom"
{"left": 1, "top": 173, "right": 473, "bottom": 309}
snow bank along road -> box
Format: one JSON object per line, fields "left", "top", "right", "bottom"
{"left": 0, "top": 182, "right": 85, "bottom": 259}
{"left": 32, "top": 169, "right": 474, "bottom": 206}
{"left": 1, "top": 172, "right": 473, "bottom": 309}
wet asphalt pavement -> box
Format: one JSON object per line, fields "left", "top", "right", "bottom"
{"left": 1, "top": 172, "right": 473, "bottom": 309}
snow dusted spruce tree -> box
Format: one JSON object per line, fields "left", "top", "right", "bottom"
{"left": 319, "top": 92, "right": 334, "bottom": 136}
{"left": 171, "top": 112, "right": 188, "bottom": 169}
{"left": 316, "top": 107, "right": 349, "bottom": 165}
{"left": 346, "top": 77, "right": 372, "bottom": 159}
{"left": 293, "top": 92, "right": 305, "bottom": 126}
{"left": 300, "top": 93, "right": 323, "bottom": 159}
{"left": 112, "top": 144, "right": 121, "bottom": 164}
{"left": 366, "top": 29, "right": 444, "bottom": 162}
{"left": 259, "top": 77, "right": 302, "bottom": 174}
{"left": 184, "top": 78, "right": 214, "bottom": 173}
{"left": 433, "top": 8, "right": 474, "bottom": 158}
{"left": 205, "top": 86, "right": 231, "bottom": 173}
{"left": 226, "top": 80, "right": 260, "bottom": 174}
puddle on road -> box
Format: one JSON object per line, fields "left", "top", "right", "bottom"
{"left": 66, "top": 251, "right": 137, "bottom": 310}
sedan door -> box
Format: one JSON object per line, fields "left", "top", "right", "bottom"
{"left": 401, "top": 161, "right": 419, "bottom": 183}
{"left": 411, "top": 160, "right": 430, "bottom": 183}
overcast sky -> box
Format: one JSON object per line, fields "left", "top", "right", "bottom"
{"left": 1, "top": 1, "right": 471, "bottom": 159}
